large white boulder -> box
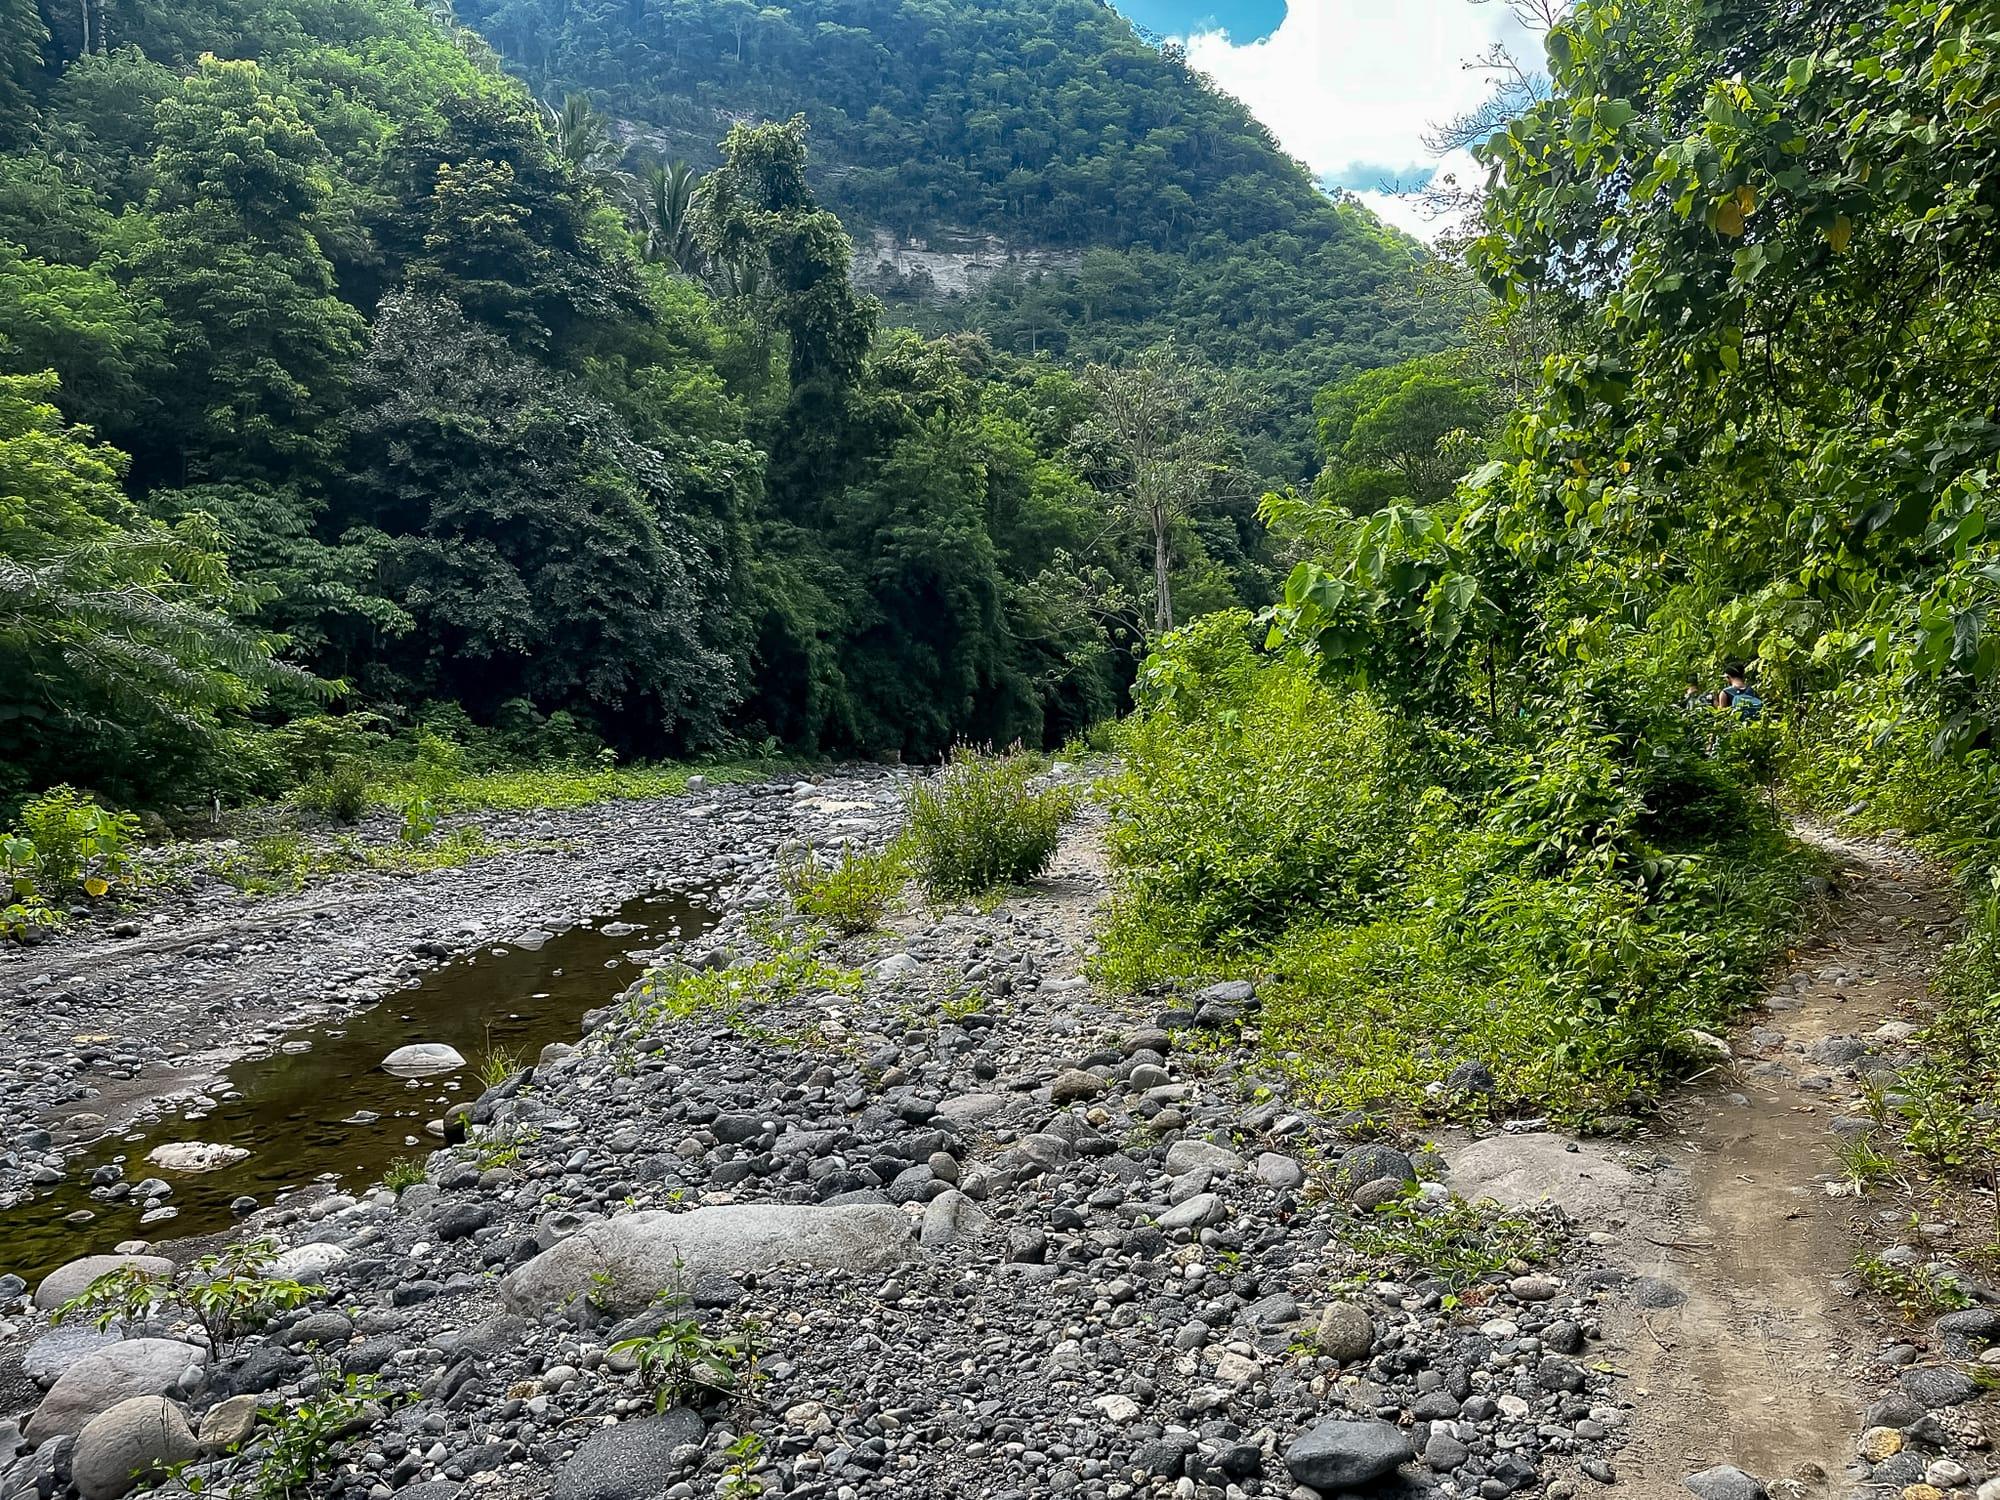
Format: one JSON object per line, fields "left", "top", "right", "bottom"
{"left": 381, "top": 1043, "right": 467, "bottom": 1077}
{"left": 502, "top": 1205, "right": 916, "bottom": 1315}
{"left": 147, "top": 1142, "right": 249, "bottom": 1173}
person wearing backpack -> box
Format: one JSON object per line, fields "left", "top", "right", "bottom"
{"left": 1719, "top": 666, "right": 1763, "bottom": 721}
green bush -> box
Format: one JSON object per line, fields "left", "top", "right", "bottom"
{"left": 902, "top": 748, "right": 1079, "bottom": 900}
{"left": 1097, "top": 622, "right": 1810, "bottom": 1121}
{"left": 782, "top": 842, "right": 908, "bottom": 933}
{"left": 2, "top": 787, "right": 142, "bottom": 936}
{"left": 1103, "top": 617, "right": 1414, "bottom": 959}
{"left": 298, "top": 760, "right": 370, "bottom": 824}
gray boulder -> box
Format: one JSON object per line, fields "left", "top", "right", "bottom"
{"left": 1446, "top": 1132, "right": 1639, "bottom": 1218}
{"left": 23, "top": 1324, "right": 125, "bottom": 1386}
{"left": 33, "top": 1254, "right": 173, "bottom": 1312}
{"left": 503, "top": 1205, "right": 915, "bottom": 1315}
{"left": 196, "top": 1393, "right": 261, "bottom": 1452}
{"left": 24, "top": 1339, "right": 208, "bottom": 1442}
{"left": 1900, "top": 1364, "right": 1980, "bottom": 1408}
{"left": 919, "top": 1190, "right": 990, "bottom": 1249}
{"left": 1165, "top": 1139, "right": 1244, "bottom": 1176}
{"left": 551, "top": 1411, "right": 705, "bottom": 1500}
{"left": 1155, "top": 1193, "right": 1223, "bottom": 1231}
{"left": 71, "top": 1396, "right": 196, "bottom": 1500}
{"left": 1683, "top": 1466, "right": 1766, "bottom": 1500}
{"left": 1340, "top": 1144, "right": 1415, "bottom": 1191}
{"left": 1284, "top": 1418, "right": 1412, "bottom": 1489}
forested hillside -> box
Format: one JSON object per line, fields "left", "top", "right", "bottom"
{"left": 446, "top": 0, "right": 1452, "bottom": 470}
{"left": 0, "top": 0, "right": 1290, "bottom": 811}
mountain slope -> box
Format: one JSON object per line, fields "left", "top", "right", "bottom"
{"left": 451, "top": 0, "right": 1454, "bottom": 470}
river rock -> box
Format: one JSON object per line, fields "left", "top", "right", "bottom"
{"left": 1447, "top": 1132, "right": 1639, "bottom": 1217}
{"left": 1156, "top": 1192, "right": 1222, "bottom": 1231}
{"left": 33, "top": 1254, "right": 173, "bottom": 1311}
{"left": 265, "top": 1242, "right": 348, "bottom": 1283}
{"left": 502, "top": 1205, "right": 917, "bottom": 1314}
{"left": 381, "top": 1043, "right": 467, "bottom": 1077}
{"left": 1901, "top": 1364, "right": 1980, "bottom": 1408}
{"left": 71, "top": 1396, "right": 196, "bottom": 1500}
{"left": 550, "top": 1410, "right": 706, "bottom": 1500}
{"left": 146, "top": 1142, "right": 249, "bottom": 1172}
{"left": 920, "top": 1189, "right": 990, "bottom": 1249}
{"left": 197, "top": 1394, "right": 261, "bottom": 1451}
{"left": 1683, "top": 1466, "right": 1767, "bottom": 1500}
{"left": 1165, "top": 1138, "right": 1244, "bottom": 1176}
{"left": 25, "top": 1339, "right": 208, "bottom": 1442}
{"left": 23, "top": 1324, "right": 126, "bottom": 1386}
{"left": 1284, "top": 1418, "right": 1412, "bottom": 1488}
{"left": 1314, "top": 1302, "right": 1374, "bottom": 1362}
{"left": 1340, "top": 1143, "right": 1415, "bottom": 1190}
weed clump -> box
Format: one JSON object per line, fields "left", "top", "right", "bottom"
{"left": 902, "top": 748, "right": 1078, "bottom": 901}
{"left": 782, "top": 842, "right": 908, "bottom": 934}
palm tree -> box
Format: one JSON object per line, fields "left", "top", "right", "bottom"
{"left": 637, "top": 160, "right": 706, "bottom": 277}
{"left": 541, "top": 93, "right": 626, "bottom": 195}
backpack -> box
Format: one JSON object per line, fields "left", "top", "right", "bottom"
{"left": 1726, "top": 685, "right": 1763, "bottom": 722}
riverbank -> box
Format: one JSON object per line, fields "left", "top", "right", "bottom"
{"left": 2, "top": 783, "right": 1997, "bottom": 1499}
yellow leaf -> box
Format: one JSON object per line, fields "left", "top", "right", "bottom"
{"left": 1733, "top": 183, "right": 1758, "bottom": 215}
{"left": 83, "top": 877, "right": 109, "bottom": 898}
{"left": 1716, "top": 199, "right": 1745, "bottom": 236}
{"left": 1827, "top": 214, "right": 1854, "bottom": 253}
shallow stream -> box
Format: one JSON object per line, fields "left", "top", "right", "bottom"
{"left": 0, "top": 886, "right": 717, "bottom": 1284}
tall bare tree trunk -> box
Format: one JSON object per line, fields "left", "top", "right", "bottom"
{"left": 1153, "top": 518, "right": 1172, "bottom": 634}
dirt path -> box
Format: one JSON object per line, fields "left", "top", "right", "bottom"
{"left": 1606, "top": 827, "right": 1958, "bottom": 1493}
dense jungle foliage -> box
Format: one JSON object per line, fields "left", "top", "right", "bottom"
{"left": 9, "top": 0, "right": 2000, "bottom": 1127}
{"left": 1092, "top": 0, "right": 2000, "bottom": 1119}
{"left": 443, "top": 0, "right": 1455, "bottom": 471}
{"left": 0, "top": 0, "right": 1302, "bottom": 811}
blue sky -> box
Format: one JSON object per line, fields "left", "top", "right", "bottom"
{"left": 1110, "top": 0, "right": 1544, "bottom": 237}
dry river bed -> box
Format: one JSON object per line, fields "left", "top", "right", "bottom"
{"left": 0, "top": 781, "right": 1993, "bottom": 1500}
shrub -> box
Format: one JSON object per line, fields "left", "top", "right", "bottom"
{"left": 633, "top": 924, "right": 861, "bottom": 1024}
{"left": 7, "top": 785, "right": 141, "bottom": 898}
{"left": 1096, "top": 620, "right": 1810, "bottom": 1122}
{"left": 901, "top": 748, "right": 1079, "bottom": 900}
{"left": 782, "top": 842, "right": 907, "bottom": 933}
{"left": 254, "top": 1360, "right": 384, "bottom": 1499}
{"left": 1102, "top": 623, "right": 1414, "bottom": 963}
{"left": 608, "top": 1281, "right": 752, "bottom": 1409}
{"left": 298, "top": 760, "right": 370, "bottom": 823}
{"left": 382, "top": 1156, "right": 426, "bottom": 1194}
{"left": 55, "top": 1236, "right": 315, "bottom": 1353}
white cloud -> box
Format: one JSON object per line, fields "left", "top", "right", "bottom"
{"left": 1180, "top": 0, "right": 1537, "bottom": 239}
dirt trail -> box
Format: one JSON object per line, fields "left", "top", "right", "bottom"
{"left": 1608, "top": 828, "right": 1958, "bottom": 1494}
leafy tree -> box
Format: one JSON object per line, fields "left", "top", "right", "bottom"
{"left": 122, "top": 57, "right": 365, "bottom": 482}
{"left": 0, "top": 0, "right": 44, "bottom": 123}
{"left": 1313, "top": 356, "right": 1497, "bottom": 510}
{"left": 380, "top": 91, "right": 648, "bottom": 352}
{"left": 0, "top": 372, "right": 303, "bottom": 801}
{"left": 0, "top": 239, "right": 166, "bottom": 435}
{"left": 1073, "top": 342, "right": 1245, "bottom": 635}
{"left": 1470, "top": 0, "right": 2000, "bottom": 749}
{"left": 696, "top": 115, "right": 876, "bottom": 392}
{"left": 337, "top": 292, "right": 734, "bottom": 744}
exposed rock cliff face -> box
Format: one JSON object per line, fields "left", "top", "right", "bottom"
{"left": 857, "top": 229, "right": 1082, "bottom": 297}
